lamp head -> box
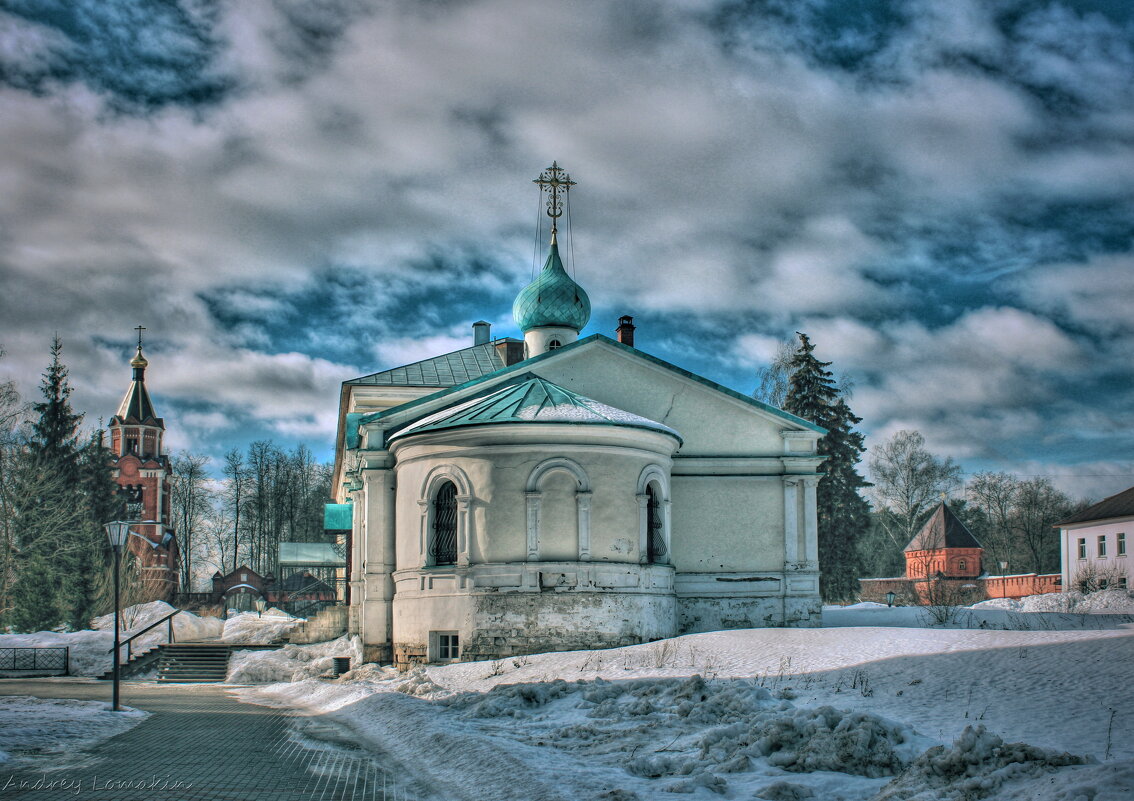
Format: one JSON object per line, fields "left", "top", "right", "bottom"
{"left": 104, "top": 521, "right": 132, "bottom": 549}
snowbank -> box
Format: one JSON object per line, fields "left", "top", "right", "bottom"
{"left": 874, "top": 725, "right": 1090, "bottom": 801}
{"left": 91, "top": 600, "right": 223, "bottom": 643}
{"left": 225, "top": 635, "right": 361, "bottom": 683}
{"left": 971, "top": 589, "right": 1134, "bottom": 615}
{"left": 220, "top": 610, "right": 303, "bottom": 644}
{"left": 0, "top": 696, "right": 146, "bottom": 766}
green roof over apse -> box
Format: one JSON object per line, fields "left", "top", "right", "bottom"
{"left": 386, "top": 373, "right": 682, "bottom": 445}
{"left": 513, "top": 239, "right": 590, "bottom": 332}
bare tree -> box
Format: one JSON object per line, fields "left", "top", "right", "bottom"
{"left": 869, "top": 430, "right": 962, "bottom": 550}
{"left": 966, "top": 472, "right": 1018, "bottom": 572}
{"left": 222, "top": 448, "right": 247, "bottom": 574}
{"left": 1071, "top": 562, "right": 1127, "bottom": 594}
{"left": 170, "top": 452, "right": 212, "bottom": 593}
{"left": 1014, "top": 477, "right": 1073, "bottom": 574}
{"left": 752, "top": 339, "right": 795, "bottom": 408}
{"left": 0, "top": 360, "right": 25, "bottom": 619}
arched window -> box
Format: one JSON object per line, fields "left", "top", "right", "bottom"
{"left": 646, "top": 484, "right": 667, "bottom": 563}
{"left": 957, "top": 559, "right": 967, "bottom": 572}
{"left": 547, "top": 339, "right": 562, "bottom": 350}
{"left": 430, "top": 481, "right": 458, "bottom": 565}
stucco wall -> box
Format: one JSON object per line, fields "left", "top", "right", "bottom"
{"left": 1061, "top": 520, "right": 1132, "bottom": 589}
{"left": 390, "top": 428, "right": 678, "bottom": 568}
{"left": 534, "top": 347, "right": 795, "bottom": 456}
{"left": 670, "top": 476, "right": 784, "bottom": 572}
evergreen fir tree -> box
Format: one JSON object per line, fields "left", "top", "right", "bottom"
{"left": 9, "top": 337, "right": 115, "bottom": 630}
{"left": 8, "top": 548, "right": 61, "bottom": 632}
{"left": 68, "top": 430, "right": 119, "bottom": 627}
{"left": 782, "top": 333, "right": 871, "bottom": 602}
{"left": 31, "top": 336, "right": 82, "bottom": 479}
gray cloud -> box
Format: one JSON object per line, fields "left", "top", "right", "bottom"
{"left": 1, "top": 0, "right": 1132, "bottom": 495}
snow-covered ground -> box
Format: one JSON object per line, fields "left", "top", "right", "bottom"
{"left": 0, "top": 696, "right": 147, "bottom": 768}
{"left": 3, "top": 594, "right": 1133, "bottom": 799}
{"left": 235, "top": 594, "right": 1134, "bottom": 801}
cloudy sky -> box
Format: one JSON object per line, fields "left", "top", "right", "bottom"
{"left": 1, "top": 0, "right": 1132, "bottom": 498}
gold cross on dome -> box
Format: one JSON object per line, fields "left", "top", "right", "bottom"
{"left": 135, "top": 325, "right": 146, "bottom": 349}
{"left": 533, "top": 162, "right": 576, "bottom": 233}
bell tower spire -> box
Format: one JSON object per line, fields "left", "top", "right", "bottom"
{"left": 106, "top": 328, "right": 179, "bottom": 601}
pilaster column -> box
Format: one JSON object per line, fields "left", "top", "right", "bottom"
{"left": 417, "top": 499, "right": 429, "bottom": 564}
{"left": 576, "top": 491, "right": 592, "bottom": 561}
{"left": 636, "top": 494, "right": 649, "bottom": 564}
{"left": 783, "top": 477, "right": 800, "bottom": 565}
{"left": 456, "top": 495, "right": 472, "bottom": 566}
{"left": 802, "top": 477, "right": 820, "bottom": 566}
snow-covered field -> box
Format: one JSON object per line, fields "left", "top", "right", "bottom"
{"left": 237, "top": 595, "right": 1134, "bottom": 801}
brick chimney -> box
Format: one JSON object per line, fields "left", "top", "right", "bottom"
{"left": 616, "top": 315, "right": 635, "bottom": 347}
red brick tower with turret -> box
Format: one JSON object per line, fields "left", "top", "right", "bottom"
{"left": 107, "top": 330, "right": 179, "bottom": 601}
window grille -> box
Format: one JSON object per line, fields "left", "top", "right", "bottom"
{"left": 646, "top": 484, "right": 666, "bottom": 562}
{"left": 431, "top": 482, "right": 458, "bottom": 565}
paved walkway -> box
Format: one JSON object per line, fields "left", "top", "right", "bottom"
{"left": 0, "top": 680, "right": 417, "bottom": 801}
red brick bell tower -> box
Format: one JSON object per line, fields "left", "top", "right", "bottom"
{"left": 107, "top": 327, "right": 180, "bottom": 601}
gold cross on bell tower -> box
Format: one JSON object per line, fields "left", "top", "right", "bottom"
{"left": 533, "top": 162, "right": 575, "bottom": 237}
{"left": 134, "top": 325, "right": 146, "bottom": 349}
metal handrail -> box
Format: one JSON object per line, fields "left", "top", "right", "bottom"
{"left": 107, "top": 608, "right": 182, "bottom": 663}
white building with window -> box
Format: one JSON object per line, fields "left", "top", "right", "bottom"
{"left": 1057, "top": 484, "right": 1133, "bottom": 592}
{"left": 331, "top": 165, "right": 826, "bottom": 666}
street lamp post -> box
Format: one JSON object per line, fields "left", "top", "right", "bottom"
{"left": 255, "top": 598, "right": 266, "bottom": 618}
{"left": 885, "top": 590, "right": 896, "bottom": 608}
{"left": 103, "top": 521, "right": 132, "bottom": 712}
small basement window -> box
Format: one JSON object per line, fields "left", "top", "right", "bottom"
{"left": 434, "top": 632, "right": 460, "bottom": 662}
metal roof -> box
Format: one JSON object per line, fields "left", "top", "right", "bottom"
{"left": 387, "top": 373, "right": 682, "bottom": 445}
{"left": 513, "top": 240, "right": 591, "bottom": 332}
{"left": 904, "top": 502, "right": 983, "bottom": 552}
{"left": 114, "top": 379, "right": 162, "bottom": 426}
{"left": 1056, "top": 484, "right": 1134, "bottom": 526}
{"left": 346, "top": 341, "right": 512, "bottom": 388}
{"left": 353, "top": 335, "right": 826, "bottom": 435}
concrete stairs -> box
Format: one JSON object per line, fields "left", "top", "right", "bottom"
{"left": 287, "top": 605, "right": 348, "bottom": 644}
{"left": 96, "top": 645, "right": 164, "bottom": 681}
{"left": 156, "top": 644, "right": 233, "bottom": 683}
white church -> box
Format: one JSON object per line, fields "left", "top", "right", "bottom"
{"left": 332, "top": 164, "right": 826, "bottom": 666}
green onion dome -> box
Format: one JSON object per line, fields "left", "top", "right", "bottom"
{"left": 513, "top": 238, "right": 591, "bottom": 333}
